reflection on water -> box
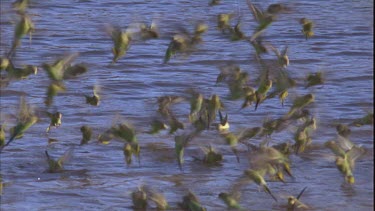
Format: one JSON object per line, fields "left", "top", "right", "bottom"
{"left": 0, "top": 0, "right": 373, "bottom": 210}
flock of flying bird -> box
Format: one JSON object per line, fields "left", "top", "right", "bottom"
{"left": 0, "top": 0, "right": 373, "bottom": 210}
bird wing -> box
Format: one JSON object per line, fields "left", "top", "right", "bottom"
{"left": 246, "top": 0, "right": 263, "bottom": 23}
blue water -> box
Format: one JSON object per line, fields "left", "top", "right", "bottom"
{"left": 0, "top": 0, "right": 373, "bottom": 210}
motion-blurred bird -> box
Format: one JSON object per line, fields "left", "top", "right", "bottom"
{"left": 157, "top": 95, "right": 184, "bottom": 117}
{"left": 45, "top": 147, "right": 74, "bottom": 173}
{"left": 97, "top": 129, "right": 114, "bottom": 145}
{"left": 230, "top": 22, "right": 246, "bottom": 41}
{"left": 8, "top": 13, "right": 34, "bottom": 57}
{"left": 305, "top": 71, "right": 324, "bottom": 88}
{"left": 0, "top": 58, "right": 10, "bottom": 71}
{"left": 0, "top": 96, "right": 38, "bottom": 152}
{"left": 5, "top": 60, "right": 37, "bottom": 80}
{"left": 241, "top": 86, "right": 257, "bottom": 109}
{"left": 175, "top": 132, "right": 197, "bottom": 170}
{"left": 247, "top": 0, "right": 275, "bottom": 41}
{"left": 187, "top": 90, "right": 204, "bottom": 123}
{"left": 148, "top": 119, "right": 168, "bottom": 134}
{"left": 250, "top": 146, "right": 292, "bottom": 179}
{"left": 45, "top": 81, "right": 66, "bottom": 107}
{"left": 293, "top": 117, "right": 316, "bottom": 154}
{"left": 350, "top": 112, "right": 373, "bottom": 127}
{"left": 192, "top": 22, "right": 208, "bottom": 44}
{"left": 265, "top": 67, "right": 295, "bottom": 107}
{"left": 12, "top": 0, "right": 30, "bottom": 14}
{"left": 218, "top": 192, "right": 242, "bottom": 210}
{"left": 0, "top": 125, "right": 5, "bottom": 147}
{"left": 138, "top": 21, "right": 159, "bottom": 40}
{"left": 123, "top": 143, "right": 133, "bottom": 165}
{"left": 143, "top": 186, "right": 169, "bottom": 210}
{"left": 209, "top": 0, "right": 220, "bottom": 6}
{"left": 267, "top": 3, "right": 289, "bottom": 15}
{"left": 85, "top": 85, "right": 101, "bottom": 106}
{"left": 279, "top": 90, "right": 289, "bottom": 107}
{"left": 164, "top": 34, "right": 188, "bottom": 64}
{"left": 336, "top": 123, "right": 351, "bottom": 137}
{"left": 105, "top": 24, "right": 132, "bottom": 63}
{"left": 63, "top": 63, "right": 87, "bottom": 79}
{"left": 325, "top": 135, "right": 366, "bottom": 184}
{"left": 42, "top": 53, "right": 78, "bottom": 81}
{"left": 217, "top": 110, "right": 230, "bottom": 132}
{"left": 286, "top": 94, "right": 315, "bottom": 117}
{"left": 80, "top": 125, "right": 92, "bottom": 145}
{"left": 299, "top": 18, "right": 314, "bottom": 40}
{"left": 217, "top": 13, "right": 233, "bottom": 33}
{"left": 216, "top": 64, "right": 241, "bottom": 84}
{"left": 273, "top": 142, "right": 293, "bottom": 157}
{"left": 198, "top": 145, "right": 223, "bottom": 165}
{"left": 223, "top": 127, "right": 262, "bottom": 162}
{"left": 255, "top": 79, "right": 272, "bottom": 110}
{"left": 111, "top": 122, "right": 140, "bottom": 164}
{"left": 259, "top": 117, "right": 289, "bottom": 138}
{"left": 168, "top": 114, "right": 184, "bottom": 134}
{"left": 243, "top": 168, "right": 278, "bottom": 201}
{"left": 269, "top": 45, "right": 289, "bottom": 68}
{"left": 179, "top": 191, "right": 206, "bottom": 211}
{"left": 164, "top": 22, "right": 207, "bottom": 64}
{"left": 249, "top": 38, "right": 269, "bottom": 60}
{"left": 46, "top": 111, "right": 62, "bottom": 133}
{"left": 286, "top": 187, "right": 309, "bottom": 210}
{"left": 131, "top": 186, "right": 148, "bottom": 209}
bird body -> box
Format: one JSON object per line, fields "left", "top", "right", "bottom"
{"left": 189, "top": 92, "right": 204, "bottom": 122}
{"left": 269, "top": 45, "right": 289, "bottom": 68}
{"left": 217, "top": 110, "right": 230, "bottom": 132}
{"left": 179, "top": 191, "right": 206, "bottom": 211}
{"left": 306, "top": 71, "right": 324, "bottom": 88}
{"left": 164, "top": 34, "right": 189, "bottom": 64}
{"left": 132, "top": 186, "right": 148, "bottom": 209}
{"left": 218, "top": 192, "right": 241, "bottom": 209}
{"left": 287, "top": 187, "right": 309, "bottom": 210}
{"left": 85, "top": 86, "right": 100, "bottom": 106}
{"left": 244, "top": 169, "right": 278, "bottom": 201}
{"left": 148, "top": 119, "right": 168, "bottom": 134}
{"left": 143, "top": 186, "right": 169, "bottom": 210}
{"left": 1, "top": 97, "right": 38, "bottom": 152}
{"left": 247, "top": 0, "right": 275, "bottom": 41}
{"left": 175, "top": 132, "right": 197, "bottom": 170}
{"left": 279, "top": 90, "right": 288, "bottom": 107}
{"left": 9, "top": 13, "right": 34, "bottom": 57}
{"left": 139, "top": 22, "right": 159, "bottom": 40}
{"left": 326, "top": 136, "right": 366, "bottom": 184}
{"left": 255, "top": 79, "right": 272, "bottom": 110}
{"left": 80, "top": 125, "right": 92, "bottom": 145}
{"left": 6, "top": 63, "right": 37, "bottom": 80}
{"left": 45, "top": 81, "right": 66, "bottom": 107}
{"left": 107, "top": 25, "right": 132, "bottom": 63}
{"left": 43, "top": 53, "right": 78, "bottom": 81}
{"left": 0, "top": 125, "right": 5, "bottom": 147}
{"left": 287, "top": 94, "right": 314, "bottom": 117}
{"left": 175, "top": 136, "right": 186, "bottom": 170}
{"left": 45, "top": 147, "right": 74, "bottom": 173}
{"left": 201, "top": 145, "right": 223, "bottom": 165}
{"left": 46, "top": 112, "right": 62, "bottom": 133}
{"left": 300, "top": 18, "right": 314, "bottom": 40}
{"left": 217, "top": 13, "right": 232, "bottom": 32}
{"left": 350, "top": 112, "right": 373, "bottom": 127}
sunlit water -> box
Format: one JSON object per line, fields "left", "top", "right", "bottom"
{"left": 0, "top": 0, "right": 373, "bottom": 210}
